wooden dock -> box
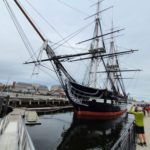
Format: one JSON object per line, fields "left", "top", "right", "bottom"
{"left": 136, "top": 116, "right": 150, "bottom": 150}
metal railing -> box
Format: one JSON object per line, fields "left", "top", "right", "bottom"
{"left": 18, "top": 117, "right": 35, "bottom": 150}
{"left": 111, "top": 119, "right": 136, "bottom": 150}
{"left": 0, "top": 115, "right": 9, "bottom": 135}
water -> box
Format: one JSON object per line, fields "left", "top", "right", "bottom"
{"left": 27, "top": 111, "right": 129, "bottom": 150}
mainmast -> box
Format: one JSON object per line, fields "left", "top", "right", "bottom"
{"left": 106, "top": 20, "right": 127, "bottom": 96}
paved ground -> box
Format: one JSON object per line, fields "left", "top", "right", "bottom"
{"left": 136, "top": 116, "right": 150, "bottom": 150}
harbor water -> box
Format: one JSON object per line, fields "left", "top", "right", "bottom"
{"left": 26, "top": 111, "right": 132, "bottom": 150}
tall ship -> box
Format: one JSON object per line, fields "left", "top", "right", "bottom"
{"left": 3, "top": 0, "right": 140, "bottom": 119}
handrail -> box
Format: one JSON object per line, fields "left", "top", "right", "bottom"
{"left": 0, "top": 115, "right": 9, "bottom": 135}
{"left": 18, "top": 116, "right": 35, "bottom": 150}
{"left": 111, "top": 119, "right": 136, "bottom": 150}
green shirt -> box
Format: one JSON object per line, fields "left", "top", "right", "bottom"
{"left": 129, "top": 106, "right": 144, "bottom": 127}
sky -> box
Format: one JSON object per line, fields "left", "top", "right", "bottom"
{"left": 0, "top": 0, "right": 150, "bottom": 100}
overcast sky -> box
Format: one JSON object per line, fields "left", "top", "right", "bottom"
{"left": 0, "top": 0, "right": 150, "bottom": 100}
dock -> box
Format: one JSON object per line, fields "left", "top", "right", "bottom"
{"left": 1, "top": 92, "right": 69, "bottom": 108}
{"left": 0, "top": 109, "right": 35, "bottom": 150}
{"left": 26, "top": 105, "right": 73, "bottom": 112}
{"left": 136, "top": 116, "right": 150, "bottom": 150}
{"left": 25, "top": 111, "right": 41, "bottom": 125}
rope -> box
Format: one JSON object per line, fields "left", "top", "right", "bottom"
{"left": 57, "top": 0, "right": 89, "bottom": 16}
{"left": 52, "top": 21, "right": 94, "bottom": 50}
{"left": 4, "top": 0, "right": 36, "bottom": 61}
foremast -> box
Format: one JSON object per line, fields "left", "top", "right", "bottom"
{"left": 87, "top": 0, "right": 105, "bottom": 88}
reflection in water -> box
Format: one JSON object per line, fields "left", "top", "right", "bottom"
{"left": 57, "top": 114, "right": 126, "bottom": 150}
{"left": 27, "top": 111, "right": 127, "bottom": 150}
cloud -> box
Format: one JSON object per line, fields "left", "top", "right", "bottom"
{"left": 0, "top": 0, "right": 150, "bottom": 99}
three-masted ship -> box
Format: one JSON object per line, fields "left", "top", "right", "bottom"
{"left": 4, "top": 0, "right": 140, "bottom": 119}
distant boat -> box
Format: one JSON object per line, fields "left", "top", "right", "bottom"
{"left": 3, "top": 0, "right": 140, "bottom": 119}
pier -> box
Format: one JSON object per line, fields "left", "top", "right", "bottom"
{"left": 1, "top": 92, "right": 70, "bottom": 108}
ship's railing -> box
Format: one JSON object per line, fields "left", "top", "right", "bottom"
{"left": 66, "top": 83, "right": 83, "bottom": 104}
{"left": 18, "top": 116, "right": 35, "bottom": 150}
{"left": 0, "top": 115, "right": 9, "bottom": 135}
{"left": 111, "top": 119, "right": 136, "bottom": 150}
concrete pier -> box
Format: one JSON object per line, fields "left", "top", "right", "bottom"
{"left": 1, "top": 92, "right": 70, "bottom": 108}
{"left": 26, "top": 105, "right": 73, "bottom": 112}
{"left": 136, "top": 116, "right": 150, "bottom": 150}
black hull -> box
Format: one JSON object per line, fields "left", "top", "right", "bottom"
{"left": 65, "top": 81, "right": 127, "bottom": 119}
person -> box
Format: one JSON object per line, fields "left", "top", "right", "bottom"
{"left": 142, "top": 105, "right": 146, "bottom": 116}
{"left": 146, "top": 105, "right": 150, "bottom": 117}
{"left": 129, "top": 105, "right": 147, "bottom": 146}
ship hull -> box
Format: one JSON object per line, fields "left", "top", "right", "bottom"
{"left": 65, "top": 81, "right": 127, "bottom": 119}
{"left": 74, "top": 109, "right": 127, "bottom": 119}
{"left": 71, "top": 101, "right": 127, "bottom": 119}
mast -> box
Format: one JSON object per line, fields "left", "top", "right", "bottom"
{"left": 87, "top": 0, "right": 104, "bottom": 88}
{"left": 106, "top": 20, "right": 127, "bottom": 96}
{"left": 86, "top": 0, "right": 117, "bottom": 93}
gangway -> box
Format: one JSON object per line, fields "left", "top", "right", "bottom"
{"left": 0, "top": 109, "right": 35, "bottom": 150}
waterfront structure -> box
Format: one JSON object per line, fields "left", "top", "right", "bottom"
{"left": 12, "top": 82, "right": 34, "bottom": 93}
{"left": 37, "top": 85, "right": 49, "bottom": 95}
{"left": 49, "top": 85, "right": 66, "bottom": 97}
{"left": 0, "top": 83, "right": 3, "bottom": 91}
{"left": 51, "top": 85, "right": 62, "bottom": 91}
{"left": 12, "top": 82, "right": 49, "bottom": 95}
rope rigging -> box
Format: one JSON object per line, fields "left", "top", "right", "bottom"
{"left": 25, "top": 0, "right": 94, "bottom": 59}
{"left": 51, "top": 21, "right": 95, "bottom": 50}
{"left": 4, "top": 0, "right": 55, "bottom": 78}
{"left": 4, "top": 0, "right": 36, "bottom": 62}
{"left": 25, "top": 0, "right": 75, "bottom": 51}
{"left": 57, "top": 0, "right": 89, "bottom": 16}
{"left": 25, "top": 0, "right": 98, "bottom": 80}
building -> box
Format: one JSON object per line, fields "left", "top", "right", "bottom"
{"left": 36, "top": 85, "right": 49, "bottom": 95}
{"left": 12, "top": 82, "right": 49, "bottom": 95}
{"left": 0, "top": 83, "right": 3, "bottom": 91}
{"left": 51, "top": 85, "right": 62, "bottom": 91}
{"left": 49, "top": 85, "right": 66, "bottom": 97}
{"left": 12, "top": 82, "right": 34, "bottom": 93}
